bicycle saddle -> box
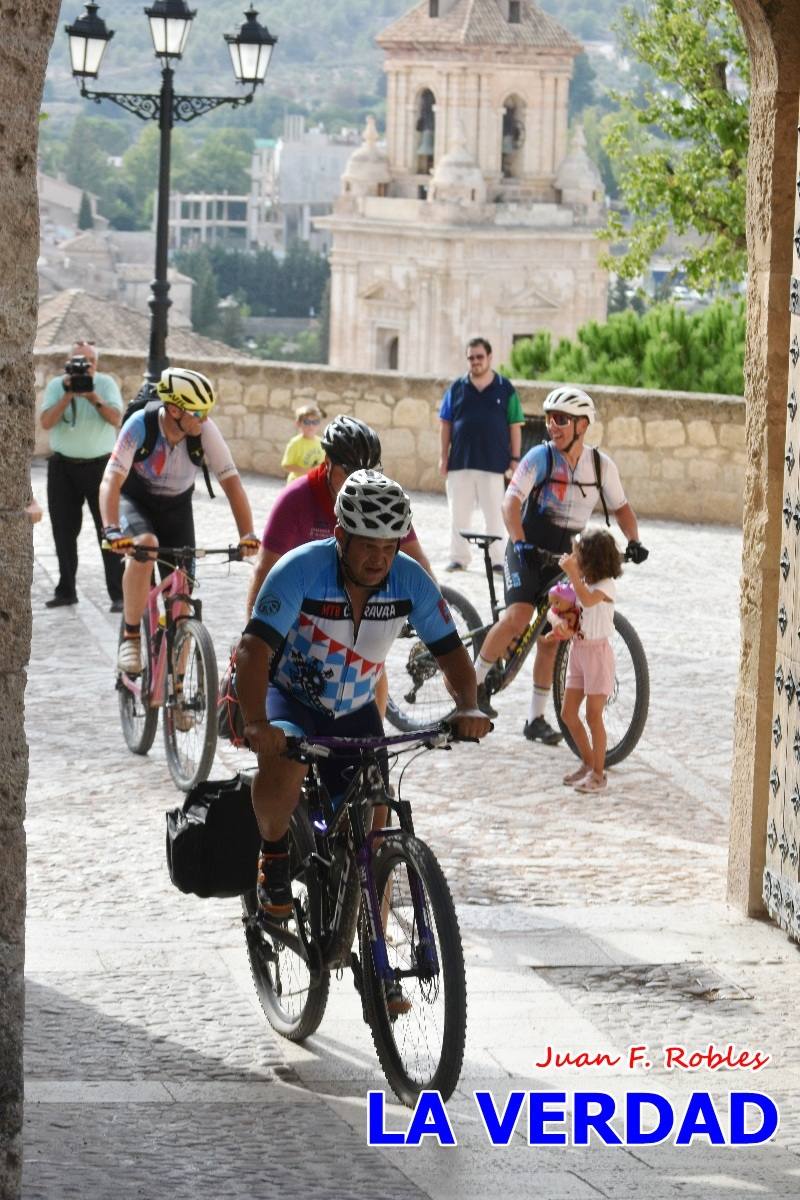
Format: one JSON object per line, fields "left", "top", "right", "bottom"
{"left": 458, "top": 532, "right": 503, "bottom": 545}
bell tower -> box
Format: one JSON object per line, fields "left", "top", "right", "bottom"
{"left": 379, "top": 0, "right": 581, "bottom": 201}
{"left": 318, "top": 0, "right": 608, "bottom": 377}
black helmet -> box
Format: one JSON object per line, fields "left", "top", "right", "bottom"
{"left": 321, "top": 415, "right": 382, "bottom": 472}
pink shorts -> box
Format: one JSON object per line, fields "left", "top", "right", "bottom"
{"left": 565, "top": 638, "right": 615, "bottom": 697}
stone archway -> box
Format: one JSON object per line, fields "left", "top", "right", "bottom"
{"left": 727, "top": 0, "right": 800, "bottom": 916}
{"left": 1, "top": 4, "right": 61, "bottom": 1198}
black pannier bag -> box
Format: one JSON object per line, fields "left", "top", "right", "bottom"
{"left": 165, "top": 774, "right": 260, "bottom": 898}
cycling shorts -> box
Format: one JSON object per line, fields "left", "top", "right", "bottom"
{"left": 267, "top": 685, "right": 388, "bottom": 802}
{"left": 502, "top": 540, "right": 564, "bottom": 607}
{"left": 120, "top": 490, "right": 195, "bottom": 580}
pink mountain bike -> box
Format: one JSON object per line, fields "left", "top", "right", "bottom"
{"left": 116, "top": 545, "right": 243, "bottom": 791}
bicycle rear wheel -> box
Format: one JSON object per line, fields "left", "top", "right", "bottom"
{"left": 384, "top": 585, "right": 485, "bottom": 731}
{"left": 552, "top": 610, "right": 650, "bottom": 767}
{"left": 243, "top": 806, "right": 330, "bottom": 1041}
{"left": 163, "top": 617, "right": 219, "bottom": 791}
{"left": 360, "top": 835, "right": 467, "bottom": 1106}
{"left": 117, "top": 612, "right": 158, "bottom": 756}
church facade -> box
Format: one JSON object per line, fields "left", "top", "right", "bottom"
{"left": 319, "top": 0, "right": 609, "bottom": 377}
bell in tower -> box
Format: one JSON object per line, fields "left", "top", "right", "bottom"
{"left": 415, "top": 88, "right": 436, "bottom": 175}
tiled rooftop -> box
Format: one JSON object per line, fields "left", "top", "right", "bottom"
{"left": 36, "top": 289, "right": 253, "bottom": 361}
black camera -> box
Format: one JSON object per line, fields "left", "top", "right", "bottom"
{"left": 63, "top": 356, "right": 94, "bottom": 393}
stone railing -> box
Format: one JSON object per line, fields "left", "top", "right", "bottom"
{"left": 33, "top": 349, "right": 746, "bottom": 524}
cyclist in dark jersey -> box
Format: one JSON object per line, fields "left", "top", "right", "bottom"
{"left": 235, "top": 469, "right": 491, "bottom": 920}
{"left": 244, "top": 414, "right": 434, "bottom": 716}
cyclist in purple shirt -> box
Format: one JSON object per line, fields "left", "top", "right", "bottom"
{"left": 245, "top": 415, "right": 434, "bottom": 716}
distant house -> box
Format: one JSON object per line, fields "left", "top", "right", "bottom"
{"left": 38, "top": 230, "right": 193, "bottom": 327}
{"left": 37, "top": 171, "right": 108, "bottom": 241}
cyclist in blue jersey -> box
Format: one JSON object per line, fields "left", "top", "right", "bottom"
{"left": 235, "top": 469, "right": 492, "bottom": 919}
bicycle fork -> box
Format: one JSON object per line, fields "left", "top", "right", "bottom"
{"left": 356, "top": 834, "right": 441, "bottom": 986}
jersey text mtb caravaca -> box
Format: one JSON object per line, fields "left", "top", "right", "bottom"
{"left": 245, "top": 539, "right": 460, "bottom": 717}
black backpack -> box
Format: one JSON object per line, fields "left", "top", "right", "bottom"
{"left": 531, "top": 442, "right": 610, "bottom": 526}
{"left": 122, "top": 395, "right": 215, "bottom": 498}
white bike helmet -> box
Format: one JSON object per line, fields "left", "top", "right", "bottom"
{"left": 156, "top": 367, "right": 216, "bottom": 415}
{"left": 335, "top": 469, "right": 412, "bottom": 538}
{"left": 542, "top": 385, "right": 596, "bottom": 425}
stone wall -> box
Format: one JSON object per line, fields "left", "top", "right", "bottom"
{"left": 34, "top": 350, "right": 745, "bottom": 524}
{"left": 5, "top": 4, "right": 62, "bottom": 1198}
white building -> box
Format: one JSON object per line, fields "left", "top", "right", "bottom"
{"left": 166, "top": 117, "right": 358, "bottom": 256}
{"left": 319, "top": 0, "right": 608, "bottom": 377}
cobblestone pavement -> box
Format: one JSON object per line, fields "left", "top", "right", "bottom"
{"left": 22, "top": 459, "right": 800, "bottom": 1199}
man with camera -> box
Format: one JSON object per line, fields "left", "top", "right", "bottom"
{"left": 39, "top": 340, "right": 124, "bottom": 611}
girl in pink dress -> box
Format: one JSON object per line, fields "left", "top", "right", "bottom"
{"left": 558, "top": 529, "right": 623, "bottom": 793}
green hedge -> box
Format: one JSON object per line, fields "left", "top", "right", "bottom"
{"left": 505, "top": 300, "right": 745, "bottom": 396}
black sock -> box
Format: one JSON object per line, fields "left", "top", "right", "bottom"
{"left": 260, "top": 836, "right": 289, "bottom": 855}
{"left": 124, "top": 622, "right": 139, "bottom": 637}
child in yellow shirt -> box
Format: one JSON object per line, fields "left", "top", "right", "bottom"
{"left": 281, "top": 403, "right": 325, "bottom": 483}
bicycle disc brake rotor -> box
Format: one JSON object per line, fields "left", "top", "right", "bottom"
{"left": 405, "top": 642, "right": 438, "bottom": 689}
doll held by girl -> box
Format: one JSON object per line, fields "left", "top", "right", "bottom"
{"left": 541, "top": 580, "right": 581, "bottom": 644}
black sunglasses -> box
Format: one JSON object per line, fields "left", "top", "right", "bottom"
{"left": 547, "top": 412, "right": 574, "bottom": 427}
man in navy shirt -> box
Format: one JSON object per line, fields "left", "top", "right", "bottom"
{"left": 438, "top": 337, "right": 525, "bottom": 573}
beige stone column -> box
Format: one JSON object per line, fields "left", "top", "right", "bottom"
{"left": 728, "top": 0, "right": 800, "bottom": 914}
{"left": 526, "top": 69, "right": 543, "bottom": 177}
{"left": 385, "top": 67, "right": 398, "bottom": 167}
{"left": 1, "top": 10, "right": 61, "bottom": 1197}
{"left": 554, "top": 72, "right": 570, "bottom": 167}
{"left": 540, "top": 74, "right": 556, "bottom": 176}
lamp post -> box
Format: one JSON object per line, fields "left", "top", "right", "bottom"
{"left": 65, "top": 1, "right": 277, "bottom": 396}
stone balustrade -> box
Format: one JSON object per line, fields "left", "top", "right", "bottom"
{"left": 33, "top": 349, "right": 746, "bottom": 524}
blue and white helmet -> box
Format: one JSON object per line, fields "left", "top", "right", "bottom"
{"left": 335, "top": 470, "right": 412, "bottom": 538}
{"left": 543, "top": 386, "right": 596, "bottom": 424}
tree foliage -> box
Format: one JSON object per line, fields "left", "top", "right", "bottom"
{"left": 506, "top": 300, "right": 745, "bottom": 395}
{"left": 601, "top": 0, "right": 749, "bottom": 288}
{"left": 177, "top": 242, "right": 330, "bottom": 322}
{"left": 77, "top": 191, "right": 94, "bottom": 230}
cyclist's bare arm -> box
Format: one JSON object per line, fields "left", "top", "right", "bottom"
{"left": 217, "top": 474, "right": 258, "bottom": 553}
{"left": 235, "top": 632, "right": 286, "bottom": 757}
{"left": 99, "top": 465, "right": 125, "bottom": 531}
{"left": 613, "top": 501, "right": 640, "bottom": 543}
{"left": 245, "top": 546, "right": 280, "bottom": 617}
{"left": 501, "top": 490, "right": 525, "bottom": 543}
{"left": 436, "top": 644, "right": 492, "bottom": 739}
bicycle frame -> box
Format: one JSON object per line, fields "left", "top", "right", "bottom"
{"left": 256, "top": 731, "right": 446, "bottom": 989}
{"left": 117, "top": 558, "right": 198, "bottom": 709}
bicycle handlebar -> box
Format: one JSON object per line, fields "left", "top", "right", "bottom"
{"left": 101, "top": 543, "right": 247, "bottom": 563}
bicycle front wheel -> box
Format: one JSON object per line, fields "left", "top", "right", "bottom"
{"left": 384, "top": 585, "right": 485, "bottom": 731}
{"left": 360, "top": 835, "right": 467, "bottom": 1106}
{"left": 163, "top": 617, "right": 219, "bottom": 791}
{"left": 117, "top": 612, "right": 158, "bottom": 756}
{"left": 553, "top": 610, "right": 650, "bottom": 767}
{"left": 243, "top": 806, "right": 330, "bottom": 1041}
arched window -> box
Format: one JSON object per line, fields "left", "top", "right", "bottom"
{"left": 501, "top": 95, "right": 526, "bottom": 178}
{"left": 415, "top": 89, "right": 436, "bottom": 175}
{"left": 387, "top": 336, "right": 399, "bottom": 371}
{"left": 429, "top": 0, "right": 439, "bottom": 15}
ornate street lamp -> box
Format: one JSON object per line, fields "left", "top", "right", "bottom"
{"left": 65, "top": 1, "right": 277, "bottom": 394}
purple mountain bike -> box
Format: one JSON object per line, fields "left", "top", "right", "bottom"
{"left": 241, "top": 726, "right": 467, "bottom": 1107}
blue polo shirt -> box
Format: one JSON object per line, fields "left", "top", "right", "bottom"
{"left": 439, "top": 372, "right": 525, "bottom": 473}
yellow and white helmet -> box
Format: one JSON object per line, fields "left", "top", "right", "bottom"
{"left": 156, "top": 367, "right": 216, "bottom": 415}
